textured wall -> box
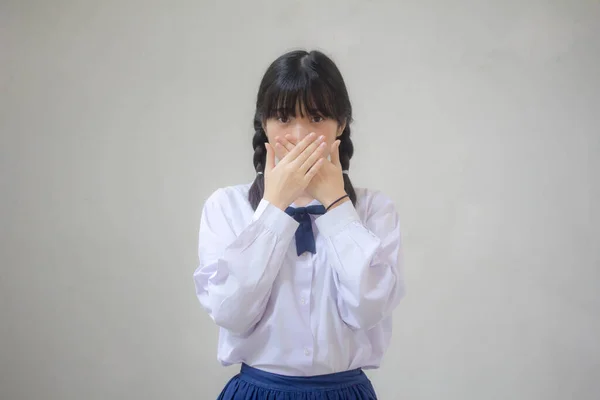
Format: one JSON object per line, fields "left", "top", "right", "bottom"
{"left": 1, "top": 1, "right": 599, "bottom": 399}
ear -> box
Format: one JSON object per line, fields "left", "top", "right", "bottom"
{"left": 336, "top": 121, "right": 347, "bottom": 137}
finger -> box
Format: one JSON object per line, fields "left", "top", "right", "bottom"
{"left": 330, "top": 140, "right": 342, "bottom": 168}
{"left": 264, "top": 142, "right": 275, "bottom": 173}
{"left": 292, "top": 135, "right": 326, "bottom": 167}
{"left": 278, "top": 135, "right": 296, "bottom": 153}
{"left": 299, "top": 140, "right": 327, "bottom": 173}
{"left": 284, "top": 134, "right": 299, "bottom": 146}
{"left": 285, "top": 132, "right": 319, "bottom": 162}
{"left": 304, "top": 158, "right": 325, "bottom": 182}
{"left": 274, "top": 141, "right": 289, "bottom": 161}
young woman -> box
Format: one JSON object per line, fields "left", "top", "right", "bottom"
{"left": 194, "top": 49, "right": 405, "bottom": 399}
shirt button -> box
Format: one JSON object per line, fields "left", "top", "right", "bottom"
{"left": 303, "top": 347, "right": 311, "bottom": 356}
{"left": 300, "top": 297, "right": 306, "bottom": 305}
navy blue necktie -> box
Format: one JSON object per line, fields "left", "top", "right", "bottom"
{"left": 285, "top": 205, "right": 326, "bottom": 256}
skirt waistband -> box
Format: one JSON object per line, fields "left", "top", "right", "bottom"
{"left": 239, "top": 364, "right": 369, "bottom": 392}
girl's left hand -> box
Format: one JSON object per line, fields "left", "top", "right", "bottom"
{"left": 275, "top": 134, "right": 348, "bottom": 208}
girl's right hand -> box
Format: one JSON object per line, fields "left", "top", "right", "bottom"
{"left": 263, "top": 132, "right": 327, "bottom": 210}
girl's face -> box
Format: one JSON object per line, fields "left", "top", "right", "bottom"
{"left": 264, "top": 104, "right": 345, "bottom": 153}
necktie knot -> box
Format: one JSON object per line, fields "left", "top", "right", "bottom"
{"left": 285, "top": 205, "right": 326, "bottom": 256}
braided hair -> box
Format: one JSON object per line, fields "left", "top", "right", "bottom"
{"left": 248, "top": 50, "right": 357, "bottom": 210}
{"left": 248, "top": 119, "right": 268, "bottom": 209}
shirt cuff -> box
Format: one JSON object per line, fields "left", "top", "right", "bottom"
{"left": 253, "top": 199, "right": 299, "bottom": 240}
{"left": 315, "top": 200, "right": 361, "bottom": 237}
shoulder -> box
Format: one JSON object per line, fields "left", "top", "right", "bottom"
{"left": 202, "top": 182, "right": 253, "bottom": 212}
{"left": 354, "top": 187, "right": 398, "bottom": 215}
{"left": 353, "top": 187, "right": 401, "bottom": 229}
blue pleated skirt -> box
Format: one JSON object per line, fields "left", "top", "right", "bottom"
{"left": 217, "top": 364, "right": 378, "bottom": 399}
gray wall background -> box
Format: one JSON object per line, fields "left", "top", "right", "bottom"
{"left": 1, "top": 0, "right": 599, "bottom": 399}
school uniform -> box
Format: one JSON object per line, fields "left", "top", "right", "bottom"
{"left": 194, "top": 183, "right": 405, "bottom": 399}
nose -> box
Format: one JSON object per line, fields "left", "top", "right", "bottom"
{"left": 291, "top": 124, "right": 310, "bottom": 141}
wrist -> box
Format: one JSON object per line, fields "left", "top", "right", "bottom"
{"left": 323, "top": 191, "right": 349, "bottom": 210}
{"left": 263, "top": 194, "right": 288, "bottom": 211}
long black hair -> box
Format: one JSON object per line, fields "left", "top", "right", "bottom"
{"left": 248, "top": 50, "right": 357, "bottom": 210}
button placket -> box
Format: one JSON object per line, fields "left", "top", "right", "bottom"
{"left": 295, "top": 254, "right": 314, "bottom": 362}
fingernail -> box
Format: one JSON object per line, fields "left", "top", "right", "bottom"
{"left": 319, "top": 135, "right": 325, "bottom": 141}
{"left": 309, "top": 132, "right": 316, "bottom": 137}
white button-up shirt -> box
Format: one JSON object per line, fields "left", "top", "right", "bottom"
{"left": 193, "top": 183, "right": 405, "bottom": 376}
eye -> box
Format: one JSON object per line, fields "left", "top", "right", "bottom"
{"left": 311, "top": 115, "right": 325, "bottom": 123}
{"left": 277, "top": 115, "right": 290, "bottom": 123}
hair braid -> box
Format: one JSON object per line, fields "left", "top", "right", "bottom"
{"left": 248, "top": 119, "right": 268, "bottom": 210}
{"left": 338, "top": 125, "right": 357, "bottom": 206}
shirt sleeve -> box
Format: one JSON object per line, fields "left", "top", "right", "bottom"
{"left": 193, "top": 189, "right": 299, "bottom": 336}
{"left": 314, "top": 191, "right": 405, "bottom": 330}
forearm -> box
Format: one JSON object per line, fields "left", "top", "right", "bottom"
{"left": 195, "top": 199, "right": 298, "bottom": 335}
{"left": 316, "top": 200, "right": 405, "bottom": 329}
